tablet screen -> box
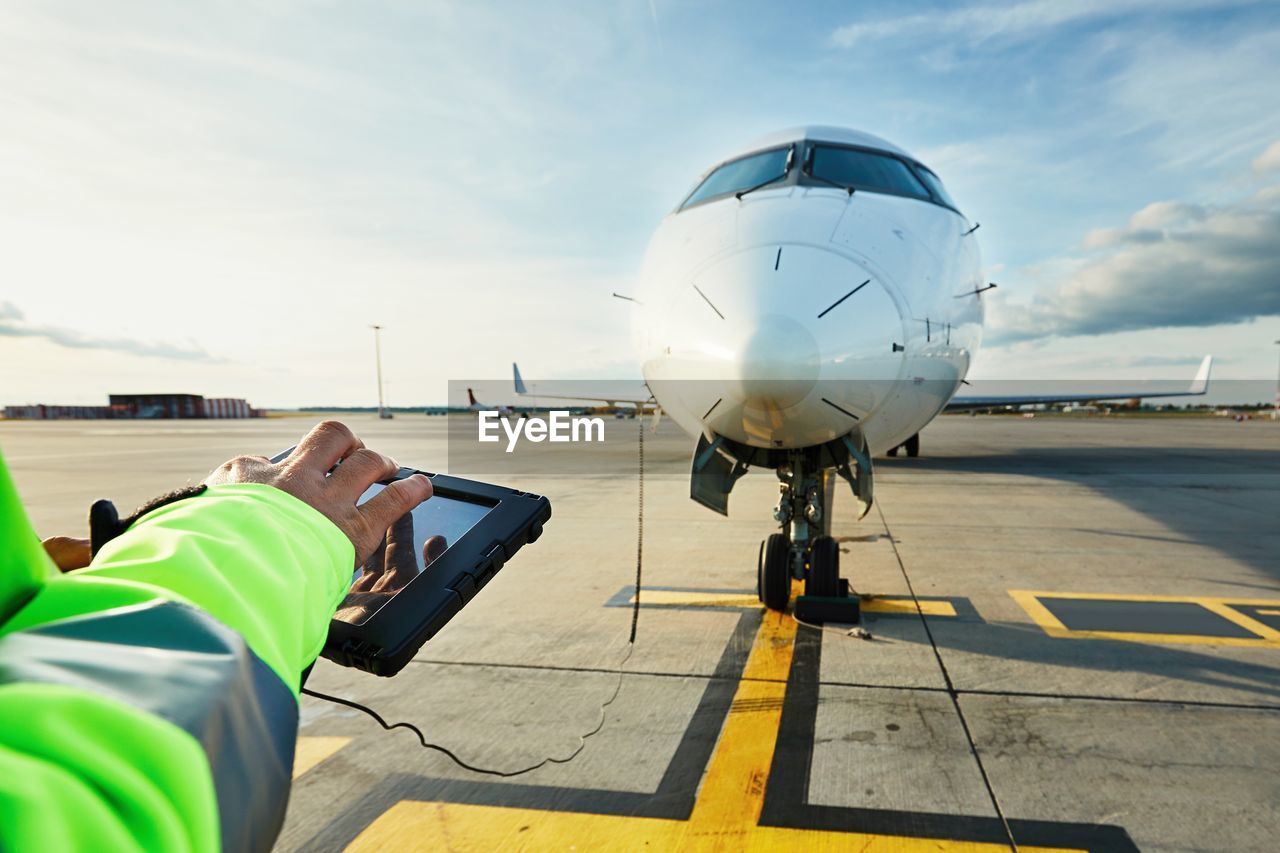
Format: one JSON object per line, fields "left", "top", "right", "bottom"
{"left": 333, "top": 482, "right": 495, "bottom": 625}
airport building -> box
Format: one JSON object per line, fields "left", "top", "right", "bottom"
{"left": 203, "top": 397, "right": 254, "bottom": 419}
{"left": 3, "top": 394, "right": 262, "bottom": 420}
{"left": 1, "top": 404, "right": 113, "bottom": 420}
{"left": 108, "top": 393, "right": 206, "bottom": 419}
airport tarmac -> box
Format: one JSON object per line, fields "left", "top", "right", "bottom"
{"left": 3, "top": 413, "right": 1279, "bottom": 851}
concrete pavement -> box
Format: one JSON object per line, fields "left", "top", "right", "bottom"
{"left": 3, "top": 413, "right": 1278, "bottom": 851}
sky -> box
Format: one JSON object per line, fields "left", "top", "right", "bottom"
{"left": 2, "top": 0, "right": 1279, "bottom": 407}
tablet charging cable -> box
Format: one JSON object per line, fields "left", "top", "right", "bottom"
{"left": 301, "top": 410, "right": 648, "bottom": 777}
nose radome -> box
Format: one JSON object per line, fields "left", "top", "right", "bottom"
{"left": 733, "top": 314, "right": 821, "bottom": 409}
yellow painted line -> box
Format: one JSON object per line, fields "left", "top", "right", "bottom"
{"left": 345, "top": 799, "right": 1071, "bottom": 851}
{"left": 1008, "top": 590, "right": 1072, "bottom": 636}
{"left": 637, "top": 590, "right": 762, "bottom": 608}
{"left": 1197, "top": 601, "right": 1280, "bottom": 642}
{"left": 685, "top": 606, "right": 794, "bottom": 831}
{"left": 631, "top": 589, "right": 957, "bottom": 617}
{"left": 1009, "top": 590, "right": 1280, "bottom": 648}
{"left": 346, "top": 584, "right": 1076, "bottom": 852}
{"left": 1258, "top": 609, "right": 1280, "bottom": 617}
{"left": 866, "top": 598, "right": 956, "bottom": 617}
{"left": 1012, "top": 590, "right": 1280, "bottom": 605}
{"left": 293, "top": 736, "right": 352, "bottom": 779}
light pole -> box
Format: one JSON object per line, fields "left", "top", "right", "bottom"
{"left": 371, "top": 325, "right": 386, "bottom": 419}
{"left": 1274, "top": 338, "right": 1280, "bottom": 421}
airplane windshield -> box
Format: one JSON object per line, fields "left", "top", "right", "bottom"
{"left": 914, "top": 165, "right": 959, "bottom": 210}
{"left": 681, "top": 147, "right": 792, "bottom": 210}
{"left": 807, "top": 146, "right": 931, "bottom": 201}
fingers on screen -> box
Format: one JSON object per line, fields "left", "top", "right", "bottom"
{"left": 361, "top": 473, "right": 432, "bottom": 532}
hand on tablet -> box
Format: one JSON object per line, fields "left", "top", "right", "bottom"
{"left": 352, "top": 511, "right": 418, "bottom": 594}
{"left": 350, "top": 515, "right": 450, "bottom": 595}
{"left": 203, "top": 420, "right": 432, "bottom": 566}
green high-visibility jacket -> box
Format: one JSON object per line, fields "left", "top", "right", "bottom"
{"left": 0, "top": 449, "right": 354, "bottom": 852}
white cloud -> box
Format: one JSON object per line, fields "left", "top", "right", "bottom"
{"left": 1254, "top": 140, "right": 1280, "bottom": 173}
{"left": 830, "top": 0, "right": 1262, "bottom": 48}
{"left": 0, "top": 301, "right": 223, "bottom": 362}
{"left": 987, "top": 184, "right": 1280, "bottom": 344}
{"left": 1083, "top": 201, "right": 1207, "bottom": 248}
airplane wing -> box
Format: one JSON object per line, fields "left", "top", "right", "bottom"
{"left": 945, "top": 355, "right": 1213, "bottom": 411}
{"left": 512, "top": 363, "right": 654, "bottom": 406}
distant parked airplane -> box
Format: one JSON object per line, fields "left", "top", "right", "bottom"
{"left": 467, "top": 388, "right": 512, "bottom": 417}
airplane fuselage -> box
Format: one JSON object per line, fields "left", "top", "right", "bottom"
{"left": 633, "top": 126, "right": 984, "bottom": 458}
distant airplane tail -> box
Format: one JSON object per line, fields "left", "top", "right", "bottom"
{"left": 467, "top": 387, "right": 479, "bottom": 406}
{"left": 1188, "top": 354, "right": 1213, "bottom": 395}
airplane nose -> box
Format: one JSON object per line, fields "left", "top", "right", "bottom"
{"left": 733, "top": 314, "right": 820, "bottom": 409}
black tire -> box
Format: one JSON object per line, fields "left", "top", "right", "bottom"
{"left": 756, "top": 539, "right": 765, "bottom": 602}
{"left": 805, "top": 535, "right": 840, "bottom": 598}
{"left": 904, "top": 433, "right": 920, "bottom": 458}
{"left": 760, "top": 533, "right": 791, "bottom": 612}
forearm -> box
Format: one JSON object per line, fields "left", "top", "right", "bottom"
{"left": 0, "top": 483, "right": 354, "bottom": 852}
{"left": 3, "top": 483, "right": 354, "bottom": 691}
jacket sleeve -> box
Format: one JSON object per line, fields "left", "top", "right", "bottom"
{"left": 0, "top": 478, "right": 355, "bottom": 853}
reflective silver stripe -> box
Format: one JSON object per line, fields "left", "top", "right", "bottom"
{"left": 0, "top": 600, "right": 298, "bottom": 853}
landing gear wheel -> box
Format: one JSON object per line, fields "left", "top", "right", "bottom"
{"left": 756, "top": 539, "right": 764, "bottom": 599}
{"left": 759, "top": 533, "right": 791, "bottom": 611}
{"left": 805, "top": 535, "right": 840, "bottom": 598}
{"left": 904, "top": 433, "right": 920, "bottom": 458}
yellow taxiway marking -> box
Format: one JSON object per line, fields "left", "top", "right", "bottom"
{"left": 1257, "top": 609, "right": 1280, "bottom": 617}
{"left": 1010, "top": 590, "right": 1280, "bottom": 648}
{"left": 293, "top": 736, "right": 352, "bottom": 780}
{"left": 632, "top": 589, "right": 957, "bottom": 617}
{"left": 865, "top": 598, "right": 957, "bottom": 617}
{"left": 636, "top": 590, "right": 763, "bottom": 608}
{"left": 346, "top": 588, "right": 1073, "bottom": 852}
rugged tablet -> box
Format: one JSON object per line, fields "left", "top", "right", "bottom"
{"left": 271, "top": 450, "right": 551, "bottom": 676}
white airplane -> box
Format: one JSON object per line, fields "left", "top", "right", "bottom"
{"left": 467, "top": 387, "right": 512, "bottom": 416}
{"left": 514, "top": 125, "right": 1212, "bottom": 611}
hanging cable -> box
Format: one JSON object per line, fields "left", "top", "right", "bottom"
{"left": 631, "top": 407, "right": 644, "bottom": 642}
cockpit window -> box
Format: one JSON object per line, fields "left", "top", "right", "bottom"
{"left": 913, "top": 165, "right": 958, "bottom": 211}
{"left": 807, "top": 145, "right": 930, "bottom": 200}
{"left": 680, "top": 146, "right": 792, "bottom": 210}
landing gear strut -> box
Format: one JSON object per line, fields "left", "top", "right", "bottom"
{"left": 887, "top": 432, "right": 920, "bottom": 458}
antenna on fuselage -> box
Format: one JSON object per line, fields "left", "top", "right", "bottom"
{"left": 956, "top": 283, "right": 998, "bottom": 298}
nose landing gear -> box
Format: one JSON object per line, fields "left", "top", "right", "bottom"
{"left": 759, "top": 531, "right": 839, "bottom": 610}
{"left": 757, "top": 440, "right": 870, "bottom": 612}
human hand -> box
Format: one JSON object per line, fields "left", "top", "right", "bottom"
{"left": 337, "top": 522, "right": 451, "bottom": 624}
{"left": 422, "top": 535, "right": 447, "bottom": 566}
{"left": 203, "top": 420, "right": 432, "bottom": 566}
{"left": 41, "top": 536, "right": 91, "bottom": 572}
{"left": 351, "top": 510, "right": 419, "bottom": 594}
